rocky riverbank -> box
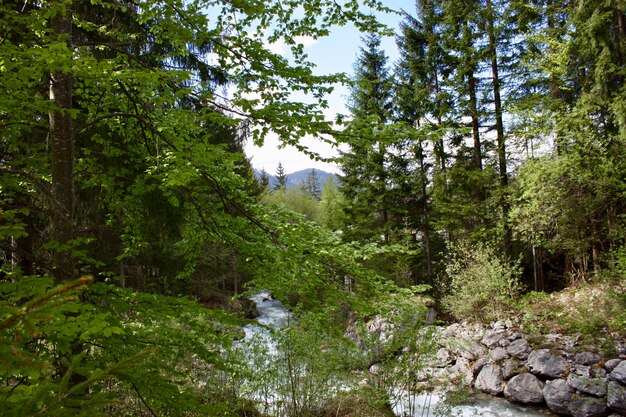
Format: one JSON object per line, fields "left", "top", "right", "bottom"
{"left": 409, "top": 320, "right": 626, "bottom": 417}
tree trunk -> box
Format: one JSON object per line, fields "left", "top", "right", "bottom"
{"left": 49, "top": 0, "right": 75, "bottom": 284}
{"left": 591, "top": 218, "right": 601, "bottom": 277}
{"left": 469, "top": 73, "right": 482, "bottom": 173}
{"left": 418, "top": 144, "right": 434, "bottom": 282}
{"left": 486, "top": 0, "right": 512, "bottom": 258}
{"left": 464, "top": 22, "right": 483, "bottom": 176}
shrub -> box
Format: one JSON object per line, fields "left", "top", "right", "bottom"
{"left": 440, "top": 242, "right": 523, "bottom": 323}
{"left": 309, "top": 386, "right": 395, "bottom": 417}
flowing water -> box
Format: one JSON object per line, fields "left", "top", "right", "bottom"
{"left": 242, "top": 292, "right": 553, "bottom": 417}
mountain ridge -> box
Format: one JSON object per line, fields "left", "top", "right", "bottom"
{"left": 254, "top": 168, "right": 338, "bottom": 189}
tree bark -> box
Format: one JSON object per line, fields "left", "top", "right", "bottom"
{"left": 463, "top": 22, "right": 483, "bottom": 176}
{"left": 486, "top": 0, "right": 512, "bottom": 258}
{"left": 49, "top": 0, "right": 75, "bottom": 284}
{"left": 417, "top": 141, "right": 433, "bottom": 282}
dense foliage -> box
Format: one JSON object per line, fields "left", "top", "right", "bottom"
{"left": 336, "top": 0, "right": 626, "bottom": 299}
{"left": 1, "top": 0, "right": 625, "bottom": 414}
{"left": 0, "top": 0, "right": 404, "bottom": 414}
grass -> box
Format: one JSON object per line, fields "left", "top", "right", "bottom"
{"left": 514, "top": 276, "right": 626, "bottom": 355}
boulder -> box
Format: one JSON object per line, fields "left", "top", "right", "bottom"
{"left": 527, "top": 349, "right": 569, "bottom": 378}
{"left": 475, "top": 364, "right": 505, "bottom": 395}
{"left": 498, "top": 337, "right": 512, "bottom": 348}
{"left": 449, "top": 357, "right": 473, "bottom": 386}
{"left": 544, "top": 378, "right": 574, "bottom": 415}
{"left": 605, "top": 359, "right": 622, "bottom": 372}
{"left": 569, "top": 396, "right": 609, "bottom": 417}
{"left": 506, "top": 338, "right": 530, "bottom": 360}
{"left": 608, "top": 381, "right": 626, "bottom": 414}
{"left": 567, "top": 374, "right": 607, "bottom": 397}
{"left": 609, "top": 360, "right": 626, "bottom": 384}
{"left": 433, "top": 347, "right": 453, "bottom": 367}
{"left": 482, "top": 330, "right": 508, "bottom": 348}
{"left": 504, "top": 373, "right": 545, "bottom": 405}
{"left": 472, "top": 356, "right": 488, "bottom": 376}
{"left": 488, "top": 346, "right": 509, "bottom": 363}
{"left": 572, "top": 364, "right": 592, "bottom": 377}
{"left": 576, "top": 352, "right": 602, "bottom": 366}
{"left": 502, "top": 358, "right": 521, "bottom": 380}
{"left": 445, "top": 338, "right": 487, "bottom": 361}
{"left": 544, "top": 379, "right": 608, "bottom": 417}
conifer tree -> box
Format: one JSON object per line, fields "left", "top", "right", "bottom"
{"left": 340, "top": 33, "right": 394, "bottom": 243}
{"left": 259, "top": 169, "right": 271, "bottom": 191}
{"left": 275, "top": 162, "right": 288, "bottom": 190}
{"left": 302, "top": 169, "right": 322, "bottom": 200}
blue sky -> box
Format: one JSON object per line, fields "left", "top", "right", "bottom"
{"left": 244, "top": 0, "right": 416, "bottom": 175}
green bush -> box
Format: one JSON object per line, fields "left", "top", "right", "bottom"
{"left": 440, "top": 243, "right": 523, "bottom": 323}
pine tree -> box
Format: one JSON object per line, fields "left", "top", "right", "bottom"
{"left": 275, "top": 162, "right": 288, "bottom": 190}
{"left": 259, "top": 169, "right": 270, "bottom": 191}
{"left": 340, "top": 33, "right": 394, "bottom": 244}
{"left": 303, "top": 169, "right": 321, "bottom": 200}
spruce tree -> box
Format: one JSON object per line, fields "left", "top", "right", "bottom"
{"left": 275, "top": 162, "right": 288, "bottom": 190}
{"left": 340, "top": 33, "right": 394, "bottom": 243}
{"left": 303, "top": 169, "right": 321, "bottom": 200}
{"left": 259, "top": 169, "right": 271, "bottom": 191}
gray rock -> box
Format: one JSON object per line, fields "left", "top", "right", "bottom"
{"left": 499, "top": 338, "right": 512, "bottom": 347}
{"left": 573, "top": 364, "right": 592, "bottom": 378}
{"left": 442, "top": 323, "right": 461, "bottom": 338}
{"left": 544, "top": 379, "right": 574, "bottom": 415}
{"left": 608, "top": 381, "right": 626, "bottom": 414}
{"left": 576, "top": 352, "right": 602, "bottom": 366}
{"left": 506, "top": 338, "right": 530, "bottom": 360}
{"left": 570, "top": 396, "right": 609, "bottom": 417}
{"left": 488, "top": 347, "right": 509, "bottom": 363}
{"left": 491, "top": 320, "right": 507, "bottom": 330}
{"left": 440, "top": 330, "right": 487, "bottom": 361}
{"left": 459, "top": 341, "right": 488, "bottom": 361}
{"left": 475, "top": 364, "right": 505, "bottom": 395}
{"left": 504, "top": 373, "right": 545, "bottom": 404}
{"left": 369, "top": 363, "right": 381, "bottom": 376}
{"left": 427, "top": 347, "right": 453, "bottom": 367}
{"left": 502, "top": 358, "right": 521, "bottom": 380}
{"left": 544, "top": 333, "right": 579, "bottom": 353}
{"left": 567, "top": 374, "right": 607, "bottom": 397}
{"left": 527, "top": 349, "right": 569, "bottom": 378}
{"left": 472, "top": 356, "right": 488, "bottom": 375}
{"left": 544, "top": 379, "right": 608, "bottom": 417}
{"left": 609, "top": 360, "right": 626, "bottom": 384}
{"left": 605, "top": 359, "right": 622, "bottom": 372}
{"left": 482, "top": 330, "right": 508, "bottom": 348}
{"left": 450, "top": 357, "right": 474, "bottom": 386}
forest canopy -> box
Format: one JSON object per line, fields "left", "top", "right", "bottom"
{"left": 1, "top": 0, "right": 625, "bottom": 415}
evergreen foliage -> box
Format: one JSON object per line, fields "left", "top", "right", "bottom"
{"left": 1, "top": 0, "right": 625, "bottom": 413}
{"left": 337, "top": 0, "right": 625, "bottom": 297}
{"left": 275, "top": 162, "right": 288, "bottom": 191}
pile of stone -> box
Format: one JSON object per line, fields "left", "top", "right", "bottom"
{"left": 422, "top": 321, "right": 626, "bottom": 417}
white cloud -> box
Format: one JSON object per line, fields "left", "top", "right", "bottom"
{"left": 264, "top": 38, "right": 287, "bottom": 55}
{"left": 263, "top": 34, "right": 319, "bottom": 57}
{"left": 293, "top": 35, "right": 319, "bottom": 48}
{"left": 245, "top": 132, "right": 340, "bottom": 174}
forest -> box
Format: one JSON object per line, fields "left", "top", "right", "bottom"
{"left": 0, "top": 0, "right": 625, "bottom": 416}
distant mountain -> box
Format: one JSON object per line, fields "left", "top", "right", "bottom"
{"left": 254, "top": 168, "right": 338, "bottom": 190}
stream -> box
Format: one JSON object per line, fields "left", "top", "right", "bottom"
{"left": 241, "top": 292, "right": 554, "bottom": 417}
